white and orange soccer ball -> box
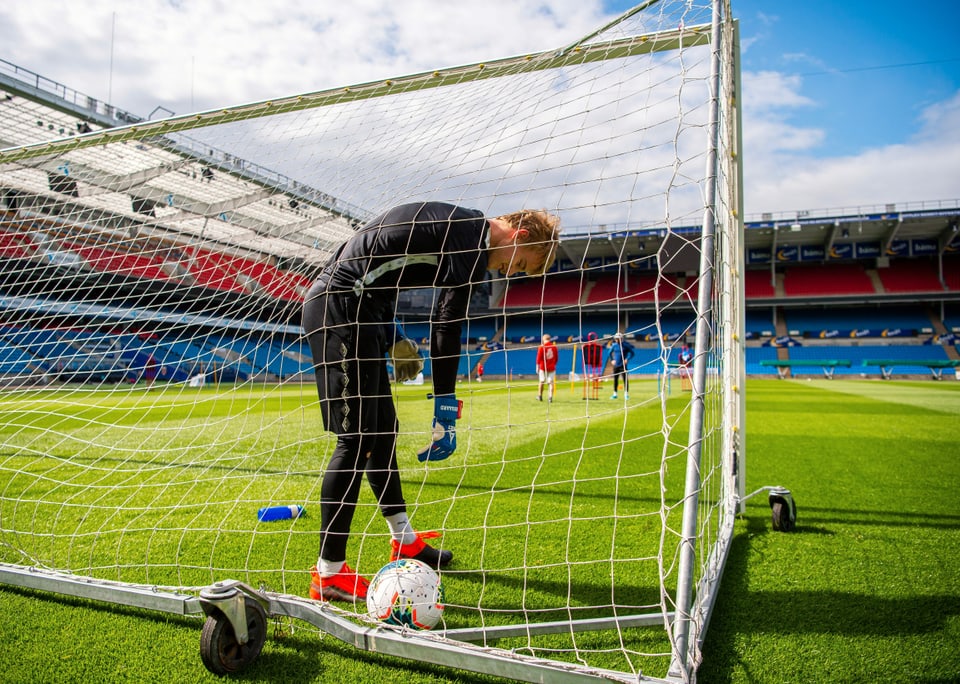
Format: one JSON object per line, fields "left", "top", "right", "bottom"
{"left": 366, "top": 558, "right": 444, "bottom": 630}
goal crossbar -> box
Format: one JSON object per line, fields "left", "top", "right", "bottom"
{"left": 0, "top": 25, "right": 711, "bottom": 166}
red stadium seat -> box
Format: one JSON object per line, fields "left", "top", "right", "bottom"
{"left": 0, "top": 232, "right": 34, "bottom": 258}
{"left": 586, "top": 272, "right": 679, "bottom": 305}
{"left": 745, "top": 270, "right": 776, "bottom": 298}
{"left": 501, "top": 274, "right": 583, "bottom": 308}
{"left": 783, "top": 264, "right": 875, "bottom": 296}
{"left": 876, "top": 260, "right": 945, "bottom": 293}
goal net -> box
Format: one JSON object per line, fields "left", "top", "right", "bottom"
{"left": 0, "top": 1, "right": 743, "bottom": 681}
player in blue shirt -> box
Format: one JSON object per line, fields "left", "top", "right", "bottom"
{"left": 607, "top": 332, "right": 635, "bottom": 400}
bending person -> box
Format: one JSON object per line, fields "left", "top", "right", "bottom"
{"left": 302, "top": 201, "right": 561, "bottom": 602}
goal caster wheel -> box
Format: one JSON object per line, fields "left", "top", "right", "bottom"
{"left": 199, "top": 581, "right": 269, "bottom": 675}
{"left": 768, "top": 487, "right": 796, "bottom": 532}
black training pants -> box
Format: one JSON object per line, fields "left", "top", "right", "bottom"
{"left": 302, "top": 286, "right": 406, "bottom": 564}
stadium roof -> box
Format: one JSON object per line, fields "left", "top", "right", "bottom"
{"left": 1, "top": 57, "right": 958, "bottom": 276}
{"left": 0, "top": 59, "right": 364, "bottom": 266}
{"left": 556, "top": 201, "right": 960, "bottom": 273}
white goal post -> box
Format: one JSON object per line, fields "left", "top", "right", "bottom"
{"left": 0, "top": 1, "right": 757, "bottom": 682}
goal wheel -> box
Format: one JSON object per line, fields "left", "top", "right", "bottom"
{"left": 767, "top": 487, "right": 796, "bottom": 533}
{"left": 199, "top": 597, "right": 268, "bottom": 675}
{"left": 770, "top": 501, "right": 795, "bottom": 532}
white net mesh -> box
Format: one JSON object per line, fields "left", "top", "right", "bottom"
{"left": 0, "top": 1, "right": 740, "bottom": 681}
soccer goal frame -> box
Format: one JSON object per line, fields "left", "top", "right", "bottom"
{"left": 0, "top": 2, "right": 796, "bottom": 682}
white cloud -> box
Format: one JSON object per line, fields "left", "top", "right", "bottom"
{"left": 743, "top": 70, "right": 816, "bottom": 111}
{"left": 2, "top": 1, "right": 956, "bottom": 218}
{"left": 915, "top": 90, "right": 960, "bottom": 142}
{"left": 740, "top": 70, "right": 824, "bottom": 164}
{"left": 743, "top": 88, "right": 960, "bottom": 214}
{"left": 781, "top": 52, "right": 832, "bottom": 73}
{"left": 0, "top": 0, "right": 612, "bottom": 118}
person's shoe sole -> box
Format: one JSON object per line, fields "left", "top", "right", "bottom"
{"left": 392, "top": 540, "right": 453, "bottom": 569}
{"left": 320, "top": 584, "right": 364, "bottom": 603}
{"left": 403, "top": 545, "right": 453, "bottom": 568}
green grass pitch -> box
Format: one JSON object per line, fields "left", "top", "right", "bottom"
{"left": 0, "top": 378, "right": 958, "bottom": 683}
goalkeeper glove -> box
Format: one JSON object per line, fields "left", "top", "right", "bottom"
{"left": 389, "top": 337, "right": 423, "bottom": 382}
{"left": 417, "top": 394, "right": 462, "bottom": 462}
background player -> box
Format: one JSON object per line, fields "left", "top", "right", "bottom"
{"left": 607, "top": 332, "right": 635, "bottom": 399}
{"left": 536, "top": 333, "right": 558, "bottom": 402}
{"left": 581, "top": 332, "right": 604, "bottom": 399}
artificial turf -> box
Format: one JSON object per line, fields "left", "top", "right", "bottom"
{"left": 0, "top": 378, "right": 957, "bottom": 683}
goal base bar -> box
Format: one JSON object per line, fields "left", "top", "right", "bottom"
{"left": 0, "top": 564, "right": 678, "bottom": 684}
{"left": 443, "top": 610, "right": 673, "bottom": 642}
{"left": 0, "top": 562, "right": 203, "bottom": 616}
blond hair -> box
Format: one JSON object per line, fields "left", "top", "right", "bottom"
{"left": 497, "top": 209, "right": 561, "bottom": 276}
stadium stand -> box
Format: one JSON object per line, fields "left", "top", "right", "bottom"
{"left": 0, "top": 230, "right": 33, "bottom": 258}
{"left": 945, "top": 261, "right": 960, "bottom": 292}
{"left": 745, "top": 309, "right": 776, "bottom": 336}
{"left": 1, "top": 59, "right": 958, "bottom": 388}
{"left": 182, "top": 247, "right": 247, "bottom": 294}
{"left": 0, "top": 338, "right": 37, "bottom": 377}
{"left": 776, "top": 343, "right": 953, "bottom": 378}
{"left": 500, "top": 273, "right": 584, "bottom": 308}
{"left": 759, "top": 358, "right": 852, "bottom": 379}
{"left": 944, "top": 303, "right": 960, "bottom": 331}
{"left": 66, "top": 241, "right": 172, "bottom": 281}
{"left": 876, "top": 259, "right": 946, "bottom": 293}
{"left": 745, "top": 345, "right": 780, "bottom": 376}
{"left": 497, "top": 313, "right": 621, "bottom": 344}
{"left": 744, "top": 269, "right": 776, "bottom": 298}
{"left": 782, "top": 263, "right": 875, "bottom": 297}
{"left": 782, "top": 305, "right": 934, "bottom": 336}
{"left": 585, "top": 272, "right": 681, "bottom": 305}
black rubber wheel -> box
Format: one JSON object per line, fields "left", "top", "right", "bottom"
{"left": 199, "top": 599, "right": 268, "bottom": 676}
{"left": 771, "top": 500, "right": 795, "bottom": 532}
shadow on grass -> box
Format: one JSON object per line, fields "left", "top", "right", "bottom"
{"left": 3, "top": 584, "right": 503, "bottom": 683}
{"left": 255, "top": 632, "right": 507, "bottom": 684}
{"left": 451, "top": 567, "right": 663, "bottom": 614}
{"left": 699, "top": 515, "right": 960, "bottom": 682}
{"left": 784, "top": 505, "right": 960, "bottom": 530}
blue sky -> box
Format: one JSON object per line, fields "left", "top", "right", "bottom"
{"left": 1, "top": 0, "right": 958, "bottom": 216}
{"left": 727, "top": 0, "right": 960, "bottom": 157}
{"left": 705, "top": 0, "right": 959, "bottom": 213}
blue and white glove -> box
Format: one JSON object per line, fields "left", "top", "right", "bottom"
{"left": 417, "top": 394, "right": 462, "bottom": 462}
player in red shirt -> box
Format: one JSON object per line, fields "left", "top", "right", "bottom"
{"left": 581, "top": 332, "right": 604, "bottom": 399}
{"left": 536, "top": 334, "right": 558, "bottom": 402}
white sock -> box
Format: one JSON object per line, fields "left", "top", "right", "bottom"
{"left": 385, "top": 512, "right": 417, "bottom": 545}
{"left": 318, "top": 558, "right": 344, "bottom": 577}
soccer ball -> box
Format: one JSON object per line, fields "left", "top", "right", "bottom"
{"left": 366, "top": 558, "right": 444, "bottom": 630}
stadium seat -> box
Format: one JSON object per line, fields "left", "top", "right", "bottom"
{"left": 744, "top": 270, "right": 776, "bottom": 298}
{"left": 0, "top": 231, "right": 34, "bottom": 258}
{"left": 783, "top": 263, "right": 875, "bottom": 296}
{"left": 183, "top": 248, "right": 246, "bottom": 293}
{"left": 876, "top": 260, "right": 945, "bottom": 293}
{"left": 585, "top": 272, "right": 680, "bottom": 305}
{"left": 501, "top": 273, "right": 583, "bottom": 308}
{"left": 944, "top": 261, "right": 960, "bottom": 292}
